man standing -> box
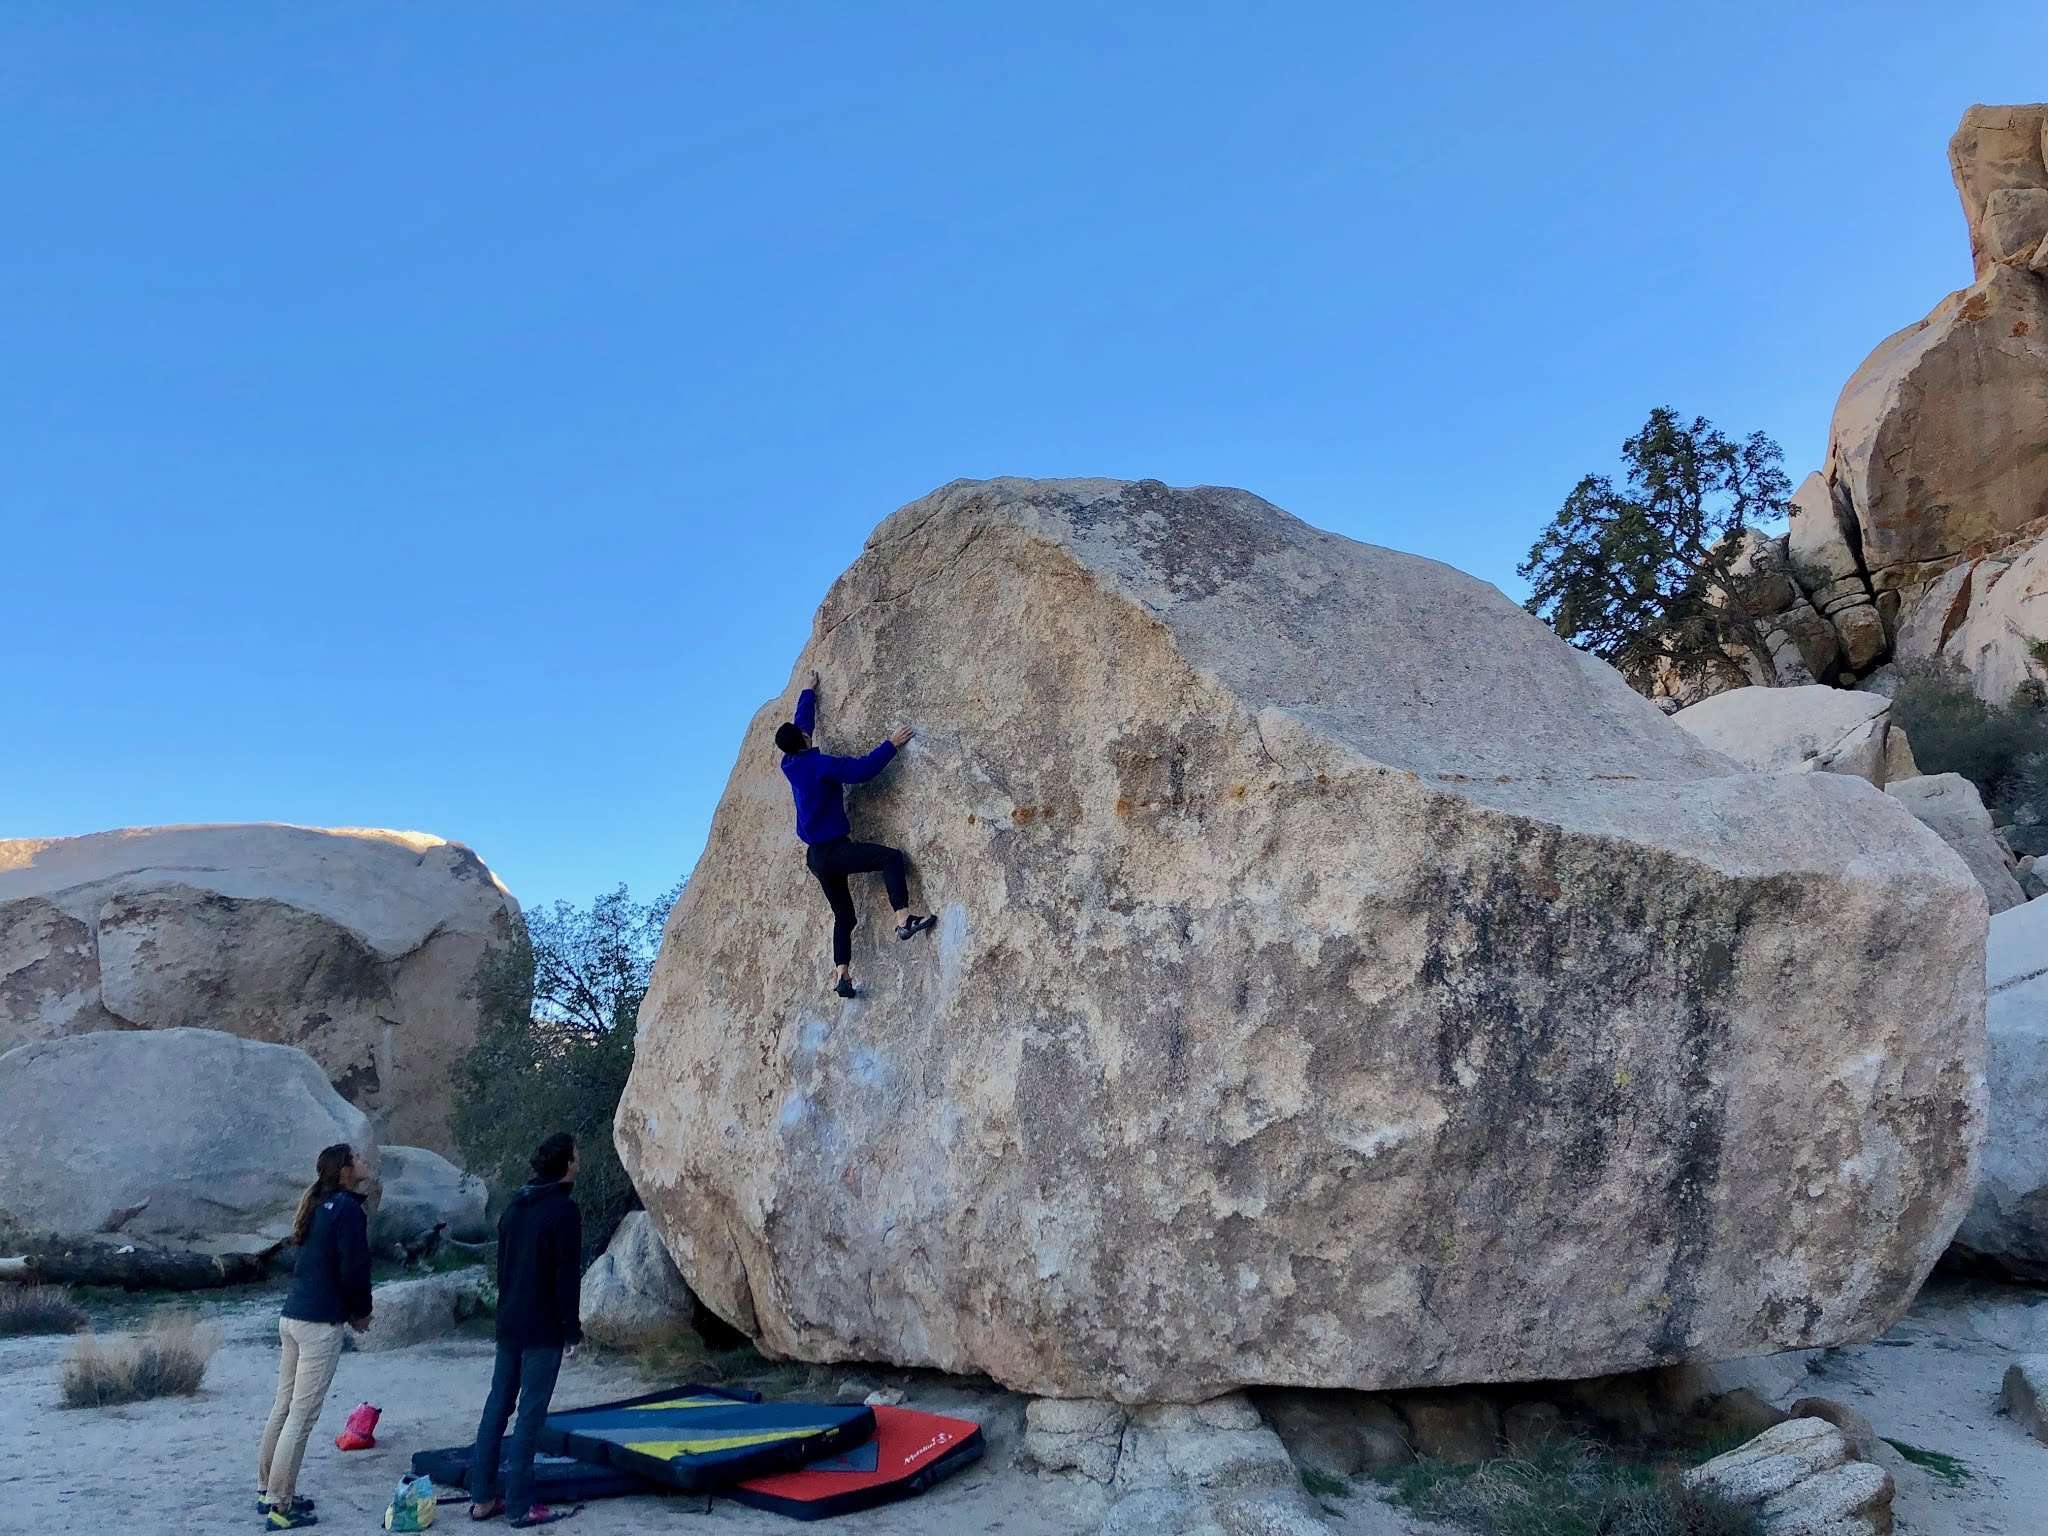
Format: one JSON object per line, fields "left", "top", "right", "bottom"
{"left": 775, "top": 671, "right": 937, "bottom": 998}
{"left": 466, "top": 1133, "right": 582, "bottom": 1528}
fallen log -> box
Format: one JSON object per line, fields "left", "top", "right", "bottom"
{"left": 0, "top": 1234, "right": 282, "bottom": 1290}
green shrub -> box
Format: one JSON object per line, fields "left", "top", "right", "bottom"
{"left": 453, "top": 883, "right": 680, "bottom": 1266}
{"left": 0, "top": 1284, "right": 88, "bottom": 1336}
{"left": 1883, "top": 1439, "right": 1970, "bottom": 1487}
{"left": 1381, "top": 1438, "right": 1761, "bottom": 1536}
{"left": 59, "top": 1315, "right": 218, "bottom": 1408}
{"left": 1887, "top": 663, "right": 2048, "bottom": 821}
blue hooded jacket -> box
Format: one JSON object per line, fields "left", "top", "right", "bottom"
{"left": 780, "top": 689, "right": 897, "bottom": 845}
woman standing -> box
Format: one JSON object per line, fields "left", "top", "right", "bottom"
{"left": 256, "top": 1142, "right": 374, "bottom": 1530}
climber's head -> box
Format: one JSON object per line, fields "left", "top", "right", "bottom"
{"left": 775, "top": 722, "right": 810, "bottom": 755}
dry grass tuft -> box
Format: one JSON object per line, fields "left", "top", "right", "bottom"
{"left": 0, "top": 1284, "right": 89, "bottom": 1337}
{"left": 58, "top": 1314, "right": 219, "bottom": 1409}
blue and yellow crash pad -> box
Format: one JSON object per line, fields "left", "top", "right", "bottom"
{"left": 407, "top": 1444, "right": 654, "bottom": 1503}
{"left": 538, "top": 1386, "right": 875, "bottom": 1492}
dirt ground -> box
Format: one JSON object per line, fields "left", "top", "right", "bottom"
{"left": 0, "top": 1276, "right": 2039, "bottom": 1535}
{"left": 0, "top": 1289, "right": 1433, "bottom": 1535}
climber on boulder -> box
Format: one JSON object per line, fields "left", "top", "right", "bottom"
{"left": 776, "top": 672, "right": 937, "bottom": 998}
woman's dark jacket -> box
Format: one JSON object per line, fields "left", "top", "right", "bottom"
{"left": 281, "top": 1187, "right": 373, "bottom": 1325}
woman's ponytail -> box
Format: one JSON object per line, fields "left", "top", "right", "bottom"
{"left": 291, "top": 1143, "right": 356, "bottom": 1246}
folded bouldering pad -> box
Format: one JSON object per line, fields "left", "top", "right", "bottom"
{"left": 407, "top": 1444, "right": 653, "bottom": 1504}
{"left": 539, "top": 1386, "right": 875, "bottom": 1492}
{"left": 726, "top": 1404, "right": 986, "bottom": 1521}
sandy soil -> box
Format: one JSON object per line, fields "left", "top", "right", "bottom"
{"left": 0, "top": 1290, "right": 1433, "bottom": 1535}
{"left": 1, "top": 1277, "right": 2037, "bottom": 1535}
{"left": 1778, "top": 1276, "right": 2048, "bottom": 1535}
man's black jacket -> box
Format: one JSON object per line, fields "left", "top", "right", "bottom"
{"left": 281, "top": 1188, "right": 373, "bottom": 1325}
{"left": 495, "top": 1180, "right": 583, "bottom": 1349}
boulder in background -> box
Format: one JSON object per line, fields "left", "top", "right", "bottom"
{"left": 0, "top": 1027, "right": 379, "bottom": 1256}
{"left": 0, "top": 824, "right": 522, "bottom": 1154}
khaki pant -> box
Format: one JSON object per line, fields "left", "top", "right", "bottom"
{"left": 257, "top": 1317, "right": 345, "bottom": 1503}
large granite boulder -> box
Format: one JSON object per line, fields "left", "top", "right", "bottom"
{"left": 0, "top": 824, "right": 522, "bottom": 1153}
{"left": 0, "top": 1026, "right": 379, "bottom": 1254}
{"left": 370, "top": 1145, "right": 489, "bottom": 1248}
{"left": 618, "top": 477, "right": 1986, "bottom": 1402}
{"left": 1952, "top": 895, "right": 2048, "bottom": 1279}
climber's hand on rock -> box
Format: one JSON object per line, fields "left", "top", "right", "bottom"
{"left": 891, "top": 727, "right": 914, "bottom": 749}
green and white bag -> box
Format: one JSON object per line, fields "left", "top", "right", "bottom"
{"left": 384, "top": 1473, "right": 438, "bottom": 1531}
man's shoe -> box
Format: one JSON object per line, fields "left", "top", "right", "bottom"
{"left": 896, "top": 913, "right": 937, "bottom": 941}
{"left": 264, "top": 1507, "right": 319, "bottom": 1530}
{"left": 257, "top": 1496, "right": 314, "bottom": 1516}
{"left": 835, "top": 977, "right": 857, "bottom": 998}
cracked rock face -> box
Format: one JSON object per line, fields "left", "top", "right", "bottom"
{"left": 618, "top": 477, "right": 1985, "bottom": 1402}
{"left": 0, "top": 824, "right": 521, "bottom": 1154}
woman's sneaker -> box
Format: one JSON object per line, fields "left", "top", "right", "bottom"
{"left": 896, "top": 913, "right": 937, "bottom": 941}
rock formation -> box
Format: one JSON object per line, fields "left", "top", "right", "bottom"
{"left": 370, "top": 1145, "right": 489, "bottom": 1249}
{"left": 579, "top": 1210, "right": 702, "bottom": 1348}
{"left": 1952, "top": 894, "right": 2048, "bottom": 1278}
{"left": 0, "top": 1026, "right": 378, "bottom": 1255}
{"left": 2002, "top": 1356, "right": 2048, "bottom": 1445}
{"left": 1671, "top": 685, "right": 1905, "bottom": 783}
{"left": 1670, "top": 687, "right": 2023, "bottom": 911}
{"left": 0, "top": 824, "right": 521, "bottom": 1153}
{"left": 1648, "top": 104, "right": 2048, "bottom": 710}
{"left": 619, "top": 476, "right": 1985, "bottom": 1403}
{"left": 1883, "top": 774, "right": 2026, "bottom": 914}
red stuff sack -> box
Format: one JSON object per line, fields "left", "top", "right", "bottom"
{"left": 337, "top": 1401, "right": 382, "bottom": 1451}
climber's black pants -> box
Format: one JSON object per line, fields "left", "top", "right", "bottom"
{"left": 805, "top": 837, "right": 909, "bottom": 967}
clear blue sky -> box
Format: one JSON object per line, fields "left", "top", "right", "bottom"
{"left": 6, "top": 4, "right": 2043, "bottom": 913}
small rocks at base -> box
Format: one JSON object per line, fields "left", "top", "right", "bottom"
{"left": 1386, "top": 1390, "right": 1500, "bottom": 1464}
{"left": 1255, "top": 1389, "right": 1414, "bottom": 1478}
{"left": 1024, "top": 1398, "right": 1130, "bottom": 1483}
{"left": 1500, "top": 1401, "right": 1565, "bottom": 1454}
{"left": 1693, "top": 1387, "right": 1791, "bottom": 1444}
{"left": 2000, "top": 1355, "right": 2048, "bottom": 1444}
{"left": 1787, "top": 1396, "right": 1883, "bottom": 1463}
{"left": 1684, "top": 1417, "right": 1894, "bottom": 1535}
{"left": 1114, "top": 1396, "right": 1299, "bottom": 1494}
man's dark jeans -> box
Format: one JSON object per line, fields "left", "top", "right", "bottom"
{"left": 469, "top": 1342, "right": 564, "bottom": 1513}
